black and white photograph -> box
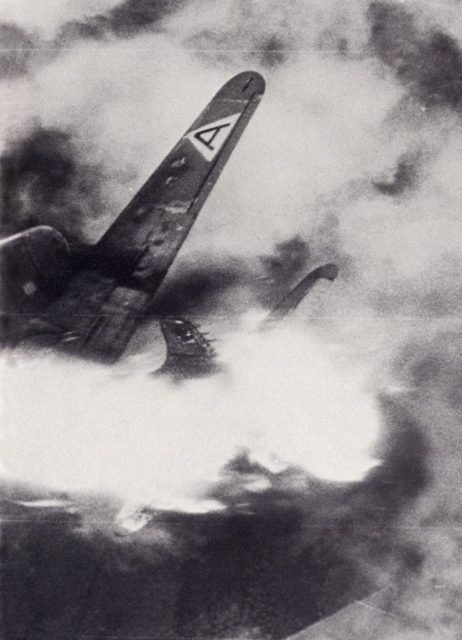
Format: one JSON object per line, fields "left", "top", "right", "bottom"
{"left": 1, "top": 1, "right": 462, "bottom": 638}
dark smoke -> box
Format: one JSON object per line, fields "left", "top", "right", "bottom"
{"left": 0, "top": 126, "right": 106, "bottom": 242}
{"left": 258, "top": 235, "right": 311, "bottom": 302}
{"left": 380, "top": 328, "right": 462, "bottom": 633}
{"left": 0, "top": 119, "right": 318, "bottom": 320}
{"left": 187, "top": 26, "right": 290, "bottom": 69}
{"left": 56, "top": 0, "right": 187, "bottom": 44}
{"left": 354, "top": 398, "right": 430, "bottom": 519}
{"left": 373, "top": 151, "right": 420, "bottom": 196}
{"left": 3, "top": 1, "right": 462, "bottom": 637}
{"left": 0, "top": 1, "right": 189, "bottom": 81}
{"left": 369, "top": 2, "right": 462, "bottom": 111}
{"left": 259, "top": 236, "right": 310, "bottom": 287}
{"left": 151, "top": 236, "right": 311, "bottom": 318}
{"left": 0, "top": 23, "right": 37, "bottom": 80}
{"left": 1, "top": 392, "right": 430, "bottom": 639}
{"left": 259, "top": 35, "right": 288, "bottom": 68}
{"left": 151, "top": 259, "right": 249, "bottom": 317}
{"left": 396, "top": 328, "right": 462, "bottom": 412}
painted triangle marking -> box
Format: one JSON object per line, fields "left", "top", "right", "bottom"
{"left": 185, "top": 113, "right": 241, "bottom": 161}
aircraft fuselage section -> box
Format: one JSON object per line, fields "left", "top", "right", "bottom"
{"left": 1, "top": 72, "right": 266, "bottom": 363}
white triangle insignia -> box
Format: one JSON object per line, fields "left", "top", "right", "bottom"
{"left": 185, "top": 113, "right": 241, "bottom": 161}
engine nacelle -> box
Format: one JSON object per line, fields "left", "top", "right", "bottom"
{"left": 0, "top": 226, "right": 71, "bottom": 316}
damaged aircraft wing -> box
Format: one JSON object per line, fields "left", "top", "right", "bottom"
{"left": 5, "top": 71, "right": 265, "bottom": 362}
{"left": 152, "top": 262, "right": 339, "bottom": 381}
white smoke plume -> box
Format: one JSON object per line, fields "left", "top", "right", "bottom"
{"left": 1, "top": 321, "right": 380, "bottom": 504}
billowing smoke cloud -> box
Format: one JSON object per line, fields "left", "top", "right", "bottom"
{"left": 4, "top": 0, "right": 461, "bottom": 319}
{"left": 369, "top": 331, "right": 462, "bottom": 638}
{"left": 0, "top": 23, "right": 38, "bottom": 80}
{"left": 2, "top": 0, "right": 462, "bottom": 637}
{"left": 369, "top": 1, "right": 462, "bottom": 111}
{"left": 0, "top": 1, "right": 129, "bottom": 40}
{"left": 373, "top": 150, "right": 421, "bottom": 196}
{"left": 151, "top": 236, "right": 311, "bottom": 318}
{"left": 2, "top": 323, "right": 381, "bottom": 502}
{"left": 1, "top": 126, "right": 106, "bottom": 240}
{"left": 57, "top": 0, "right": 187, "bottom": 43}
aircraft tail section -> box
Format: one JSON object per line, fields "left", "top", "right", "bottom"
{"left": 95, "top": 71, "right": 265, "bottom": 295}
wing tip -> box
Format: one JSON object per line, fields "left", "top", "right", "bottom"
{"left": 317, "top": 262, "right": 339, "bottom": 281}
{"left": 220, "top": 70, "right": 266, "bottom": 98}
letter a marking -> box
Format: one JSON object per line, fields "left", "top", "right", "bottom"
{"left": 194, "top": 123, "right": 231, "bottom": 151}
{"left": 185, "top": 113, "right": 241, "bottom": 161}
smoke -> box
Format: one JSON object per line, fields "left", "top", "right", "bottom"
{"left": 3, "top": 0, "right": 461, "bottom": 313}
{"left": 150, "top": 236, "right": 311, "bottom": 319}
{"left": 369, "top": 1, "right": 462, "bottom": 111}
{"left": 0, "top": 23, "right": 38, "bottom": 80}
{"left": 368, "top": 332, "right": 462, "bottom": 639}
{"left": 57, "top": 0, "right": 188, "bottom": 42}
{"left": 1, "top": 321, "right": 381, "bottom": 505}
{"left": 2, "top": 0, "right": 462, "bottom": 636}
{"left": 0, "top": 126, "right": 106, "bottom": 240}
{"left": 0, "top": 1, "right": 126, "bottom": 40}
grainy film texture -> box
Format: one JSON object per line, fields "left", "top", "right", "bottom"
{"left": 1, "top": 1, "right": 462, "bottom": 639}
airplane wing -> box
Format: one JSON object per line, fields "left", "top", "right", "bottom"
{"left": 155, "top": 317, "right": 220, "bottom": 380}
{"left": 263, "top": 263, "right": 338, "bottom": 328}
{"left": 95, "top": 71, "right": 265, "bottom": 293}
{"left": 284, "top": 589, "right": 404, "bottom": 640}
{"left": 19, "top": 72, "right": 264, "bottom": 362}
{"left": 151, "top": 264, "right": 338, "bottom": 379}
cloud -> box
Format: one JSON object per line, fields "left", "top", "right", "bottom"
{"left": 56, "top": 0, "right": 187, "bottom": 43}
{"left": 368, "top": 1, "right": 462, "bottom": 111}
{"left": 0, "top": 23, "right": 38, "bottom": 80}
{"left": 0, "top": 126, "right": 106, "bottom": 240}
{"left": 0, "top": 1, "right": 125, "bottom": 39}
